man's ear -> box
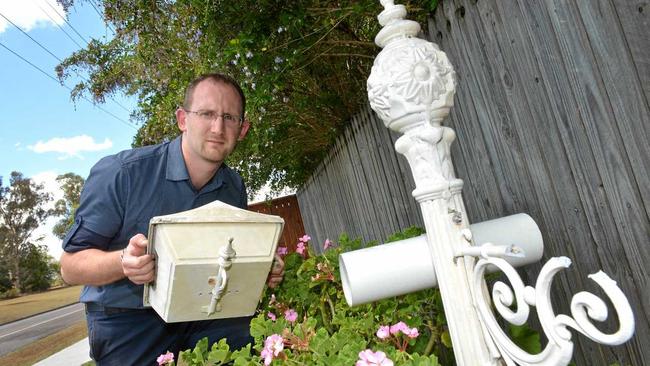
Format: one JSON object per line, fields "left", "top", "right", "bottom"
{"left": 238, "top": 119, "right": 251, "bottom": 141}
{"left": 176, "top": 108, "right": 187, "bottom": 132}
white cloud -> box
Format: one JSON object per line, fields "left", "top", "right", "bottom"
{"left": 0, "top": 0, "right": 65, "bottom": 34}
{"left": 31, "top": 171, "right": 65, "bottom": 260}
{"left": 28, "top": 135, "right": 113, "bottom": 159}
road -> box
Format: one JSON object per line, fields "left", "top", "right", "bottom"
{"left": 0, "top": 302, "right": 85, "bottom": 357}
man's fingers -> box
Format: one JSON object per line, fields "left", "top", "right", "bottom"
{"left": 126, "top": 234, "right": 149, "bottom": 257}
{"left": 271, "top": 255, "right": 285, "bottom": 274}
{"left": 128, "top": 272, "right": 155, "bottom": 285}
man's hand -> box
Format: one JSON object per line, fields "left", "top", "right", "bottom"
{"left": 267, "top": 254, "right": 285, "bottom": 289}
{"left": 121, "top": 234, "right": 155, "bottom": 285}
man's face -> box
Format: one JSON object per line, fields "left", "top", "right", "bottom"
{"left": 176, "top": 80, "right": 250, "bottom": 166}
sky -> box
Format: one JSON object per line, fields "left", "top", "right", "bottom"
{"left": 0, "top": 0, "right": 138, "bottom": 259}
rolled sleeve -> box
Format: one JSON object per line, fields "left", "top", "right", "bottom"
{"left": 62, "top": 216, "right": 113, "bottom": 252}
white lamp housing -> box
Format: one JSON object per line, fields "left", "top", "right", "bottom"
{"left": 142, "top": 201, "right": 284, "bottom": 323}
{"left": 339, "top": 213, "right": 543, "bottom": 306}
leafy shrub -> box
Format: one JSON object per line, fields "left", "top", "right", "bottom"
{"left": 0, "top": 287, "right": 20, "bottom": 300}
{"left": 167, "top": 228, "right": 544, "bottom": 365}
{"left": 173, "top": 229, "right": 453, "bottom": 365}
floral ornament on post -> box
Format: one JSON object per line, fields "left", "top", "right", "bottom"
{"left": 356, "top": 349, "right": 394, "bottom": 366}
{"left": 156, "top": 351, "right": 174, "bottom": 365}
{"left": 261, "top": 334, "right": 286, "bottom": 365}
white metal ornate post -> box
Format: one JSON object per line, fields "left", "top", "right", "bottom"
{"left": 365, "top": 1, "right": 635, "bottom": 365}
{"left": 367, "top": 1, "right": 497, "bottom": 364}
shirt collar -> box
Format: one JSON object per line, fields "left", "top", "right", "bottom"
{"left": 166, "top": 136, "right": 189, "bottom": 181}
{"left": 165, "top": 135, "right": 227, "bottom": 193}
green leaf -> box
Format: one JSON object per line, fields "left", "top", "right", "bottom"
{"left": 508, "top": 323, "right": 542, "bottom": 354}
{"left": 441, "top": 330, "right": 453, "bottom": 348}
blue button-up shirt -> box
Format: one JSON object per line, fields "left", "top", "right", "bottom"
{"left": 63, "top": 136, "right": 248, "bottom": 308}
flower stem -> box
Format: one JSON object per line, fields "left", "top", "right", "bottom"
{"left": 423, "top": 321, "right": 437, "bottom": 356}
{"left": 319, "top": 299, "right": 334, "bottom": 334}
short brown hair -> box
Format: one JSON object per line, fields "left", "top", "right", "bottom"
{"left": 183, "top": 73, "right": 246, "bottom": 116}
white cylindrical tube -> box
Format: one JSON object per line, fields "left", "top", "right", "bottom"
{"left": 339, "top": 213, "right": 544, "bottom": 306}
{"left": 340, "top": 234, "right": 435, "bottom": 306}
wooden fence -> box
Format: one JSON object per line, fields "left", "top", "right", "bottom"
{"left": 297, "top": 0, "right": 649, "bottom": 364}
{"left": 249, "top": 195, "right": 305, "bottom": 253}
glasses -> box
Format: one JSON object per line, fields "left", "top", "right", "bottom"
{"left": 184, "top": 109, "right": 243, "bottom": 128}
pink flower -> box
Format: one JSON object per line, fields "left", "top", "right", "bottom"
{"left": 404, "top": 327, "right": 419, "bottom": 338}
{"left": 323, "top": 238, "right": 334, "bottom": 250}
{"left": 267, "top": 312, "right": 277, "bottom": 321}
{"left": 299, "top": 234, "right": 311, "bottom": 242}
{"left": 276, "top": 246, "right": 288, "bottom": 256}
{"left": 389, "top": 321, "right": 408, "bottom": 335}
{"left": 356, "top": 349, "right": 393, "bottom": 366}
{"left": 376, "top": 325, "right": 390, "bottom": 339}
{"left": 296, "top": 242, "right": 307, "bottom": 257}
{"left": 284, "top": 309, "right": 298, "bottom": 323}
{"left": 261, "top": 334, "right": 284, "bottom": 365}
{"left": 156, "top": 351, "right": 174, "bottom": 365}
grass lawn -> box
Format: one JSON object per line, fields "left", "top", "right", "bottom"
{"left": 0, "top": 285, "right": 82, "bottom": 325}
{"left": 0, "top": 319, "right": 88, "bottom": 366}
{"left": 0, "top": 286, "right": 87, "bottom": 365}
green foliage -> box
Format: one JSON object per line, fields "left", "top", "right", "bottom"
{"left": 178, "top": 338, "right": 257, "bottom": 366}
{"left": 172, "top": 227, "right": 451, "bottom": 365}
{"left": 19, "top": 244, "right": 58, "bottom": 292}
{"left": 0, "top": 172, "right": 56, "bottom": 294}
{"left": 385, "top": 226, "right": 426, "bottom": 243}
{"left": 508, "top": 323, "right": 542, "bottom": 355}
{"left": 58, "top": 0, "right": 433, "bottom": 194}
{"left": 52, "top": 173, "right": 85, "bottom": 240}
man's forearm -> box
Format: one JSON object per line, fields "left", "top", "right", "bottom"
{"left": 60, "top": 249, "right": 125, "bottom": 286}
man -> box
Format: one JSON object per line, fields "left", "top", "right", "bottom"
{"left": 60, "top": 73, "right": 284, "bottom": 365}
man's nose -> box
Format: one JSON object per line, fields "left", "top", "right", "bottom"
{"left": 209, "top": 116, "right": 226, "bottom": 133}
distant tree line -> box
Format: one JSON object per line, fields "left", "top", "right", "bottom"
{"left": 0, "top": 171, "right": 83, "bottom": 298}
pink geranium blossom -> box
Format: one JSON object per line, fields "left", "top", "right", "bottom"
{"left": 276, "top": 246, "right": 288, "bottom": 256}
{"left": 376, "top": 325, "right": 390, "bottom": 339}
{"left": 323, "top": 238, "right": 334, "bottom": 250}
{"left": 284, "top": 309, "right": 298, "bottom": 323}
{"left": 389, "top": 321, "right": 408, "bottom": 335}
{"left": 156, "top": 351, "right": 174, "bottom": 365}
{"left": 356, "top": 349, "right": 394, "bottom": 366}
{"left": 403, "top": 327, "right": 419, "bottom": 338}
{"left": 296, "top": 242, "right": 307, "bottom": 257}
{"left": 267, "top": 312, "right": 277, "bottom": 321}
{"left": 261, "top": 334, "right": 284, "bottom": 365}
{"left": 299, "top": 234, "right": 311, "bottom": 242}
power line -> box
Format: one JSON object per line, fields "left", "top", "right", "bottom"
{"left": 33, "top": 1, "right": 85, "bottom": 49}
{"left": 0, "top": 9, "right": 132, "bottom": 114}
{"left": 0, "top": 41, "right": 137, "bottom": 130}
{"left": 0, "top": 11, "right": 62, "bottom": 63}
{"left": 43, "top": 0, "right": 90, "bottom": 46}
{"left": 87, "top": 0, "right": 115, "bottom": 35}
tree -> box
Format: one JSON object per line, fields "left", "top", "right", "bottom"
{"left": 56, "top": 0, "right": 434, "bottom": 194}
{"left": 0, "top": 172, "right": 54, "bottom": 293}
{"left": 52, "top": 173, "right": 85, "bottom": 240}
{"left": 19, "top": 244, "right": 58, "bottom": 292}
